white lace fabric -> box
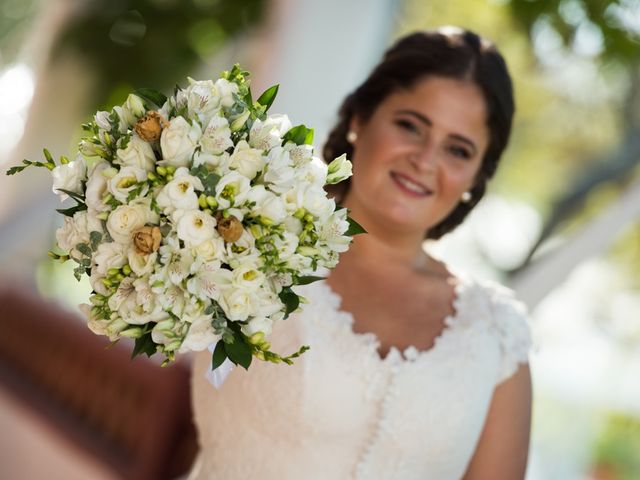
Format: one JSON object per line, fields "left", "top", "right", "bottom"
{"left": 188, "top": 273, "right": 533, "bottom": 480}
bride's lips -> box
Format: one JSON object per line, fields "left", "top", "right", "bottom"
{"left": 390, "top": 171, "right": 433, "bottom": 197}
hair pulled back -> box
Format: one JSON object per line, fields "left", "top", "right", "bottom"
{"left": 322, "top": 27, "right": 515, "bottom": 239}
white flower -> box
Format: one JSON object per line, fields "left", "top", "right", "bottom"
{"left": 284, "top": 142, "right": 313, "bottom": 167}
{"left": 241, "top": 316, "right": 274, "bottom": 337}
{"left": 200, "top": 115, "right": 233, "bottom": 155}
{"left": 254, "top": 288, "right": 284, "bottom": 318}
{"left": 228, "top": 140, "right": 265, "bottom": 180}
{"left": 116, "top": 134, "right": 156, "bottom": 172}
{"left": 80, "top": 304, "right": 110, "bottom": 336}
{"left": 159, "top": 116, "right": 202, "bottom": 167}
{"left": 127, "top": 250, "right": 157, "bottom": 276}
{"left": 176, "top": 210, "right": 216, "bottom": 247}
{"left": 219, "top": 288, "right": 255, "bottom": 321}
{"left": 231, "top": 259, "right": 265, "bottom": 292}
{"left": 263, "top": 147, "right": 295, "bottom": 193}
{"left": 214, "top": 78, "right": 239, "bottom": 108}
{"left": 93, "top": 242, "right": 128, "bottom": 275}
{"left": 112, "top": 106, "right": 130, "bottom": 134}
{"left": 193, "top": 233, "right": 226, "bottom": 262}
{"left": 155, "top": 167, "right": 203, "bottom": 216}
{"left": 295, "top": 156, "right": 328, "bottom": 187}
{"left": 187, "top": 260, "right": 232, "bottom": 301}
{"left": 85, "top": 161, "right": 111, "bottom": 212}
{"left": 318, "top": 207, "right": 351, "bottom": 253}
{"left": 249, "top": 114, "right": 292, "bottom": 151}
{"left": 55, "top": 211, "right": 91, "bottom": 253}
{"left": 301, "top": 184, "right": 334, "bottom": 219}
{"left": 157, "top": 240, "right": 194, "bottom": 286}
{"left": 107, "top": 201, "right": 158, "bottom": 244}
{"left": 272, "top": 231, "right": 299, "bottom": 260}
{"left": 121, "top": 94, "right": 146, "bottom": 126}
{"left": 179, "top": 313, "right": 219, "bottom": 353}
{"left": 89, "top": 269, "right": 110, "bottom": 296}
{"left": 108, "top": 276, "right": 136, "bottom": 311}
{"left": 326, "top": 153, "right": 353, "bottom": 184}
{"left": 247, "top": 185, "right": 287, "bottom": 223}
{"left": 107, "top": 166, "right": 147, "bottom": 203}
{"left": 185, "top": 78, "right": 221, "bottom": 124}
{"left": 94, "top": 111, "right": 112, "bottom": 131}
{"left": 215, "top": 171, "right": 251, "bottom": 209}
{"left": 52, "top": 157, "right": 86, "bottom": 201}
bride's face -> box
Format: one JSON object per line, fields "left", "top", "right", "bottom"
{"left": 345, "top": 76, "right": 490, "bottom": 235}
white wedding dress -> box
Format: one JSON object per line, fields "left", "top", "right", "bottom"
{"left": 187, "top": 270, "right": 532, "bottom": 480}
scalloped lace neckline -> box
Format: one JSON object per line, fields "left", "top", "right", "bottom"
{"left": 317, "top": 272, "right": 474, "bottom": 365}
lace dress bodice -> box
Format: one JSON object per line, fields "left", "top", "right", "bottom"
{"left": 187, "top": 272, "right": 532, "bottom": 480}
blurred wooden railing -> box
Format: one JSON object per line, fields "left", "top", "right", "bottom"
{"left": 0, "top": 284, "right": 198, "bottom": 480}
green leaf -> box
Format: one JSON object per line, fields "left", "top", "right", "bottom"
{"left": 131, "top": 331, "right": 157, "bottom": 359}
{"left": 56, "top": 204, "right": 87, "bottom": 217}
{"left": 346, "top": 216, "right": 367, "bottom": 236}
{"left": 282, "top": 125, "right": 314, "bottom": 146}
{"left": 243, "top": 86, "right": 253, "bottom": 106}
{"left": 256, "top": 84, "right": 279, "bottom": 110}
{"left": 211, "top": 340, "right": 228, "bottom": 371}
{"left": 296, "top": 275, "right": 326, "bottom": 286}
{"left": 224, "top": 333, "right": 252, "bottom": 370}
{"left": 278, "top": 287, "right": 300, "bottom": 319}
{"left": 134, "top": 88, "right": 167, "bottom": 109}
{"left": 57, "top": 189, "right": 86, "bottom": 203}
{"left": 76, "top": 243, "right": 92, "bottom": 258}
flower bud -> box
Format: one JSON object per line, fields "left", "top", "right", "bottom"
{"left": 217, "top": 215, "right": 244, "bottom": 243}
{"left": 326, "top": 153, "right": 353, "bottom": 184}
{"left": 230, "top": 109, "right": 250, "bottom": 132}
{"left": 120, "top": 327, "right": 144, "bottom": 338}
{"left": 134, "top": 111, "right": 168, "bottom": 142}
{"left": 198, "top": 193, "right": 208, "bottom": 209}
{"left": 248, "top": 332, "right": 265, "bottom": 345}
{"left": 132, "top": 225, "right": 162, "bottom": 255}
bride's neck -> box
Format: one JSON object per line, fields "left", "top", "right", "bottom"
{"left": 344, "top": 227, "right": 427, "bottom": 270}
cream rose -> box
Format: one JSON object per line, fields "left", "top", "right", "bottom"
{"left": 93, "top": 242, "right": 128, "bottom": 275}
{"left": 247, "top": 185, "right": 287, "bottom": 223}
{"left": 228, "top": 140, "right": 265, "bottom": 180}
{"left": 52, "top": 157, "right": 86, "bottom": 201}
{"left": 107, "top": 166, "right": 147, "bottom": 203}
{"left": 116, "top": 134, "right": 156, "bottom": 172}
{"left": 107, "top": 203, "right": 156, "bottom": 244}
{"left": 85, "top": 161, "right": 111, "bottom": 212}
{"left": 155, "top": 167, "right": 203, "bottom": 216}
{"left": 160, "top": 116, "right": 202, "bottom": 167}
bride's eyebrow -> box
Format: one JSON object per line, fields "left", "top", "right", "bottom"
{"left": 395, "top": 109, "right": 478, "bottom": 154}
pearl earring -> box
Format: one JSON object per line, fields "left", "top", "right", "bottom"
{"left": 346, "top": 131, "right": 358, "bottom": 144}
{"left": 461, "top": 191, "right": 472, "bottom": 203}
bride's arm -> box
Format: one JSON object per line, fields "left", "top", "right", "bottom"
{"left": 462, "top": 364, "right": 533, "bottom": 480}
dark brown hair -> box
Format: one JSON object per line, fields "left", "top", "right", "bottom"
{"left": 323, "top": 27, "right": 515, "bottom": 239}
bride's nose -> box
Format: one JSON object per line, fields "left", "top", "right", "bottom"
{"left": 409, "top": 143, "right": 438, "bottom": 173}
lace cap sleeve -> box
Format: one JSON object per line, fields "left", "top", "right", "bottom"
{"left": 484, "top": 281, "right": 533, "bottom": 385}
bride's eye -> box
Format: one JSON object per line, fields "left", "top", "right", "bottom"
{"left": 395, "top": 119, "right": 419, "bottom": 134}
{"left": 447, "top": 144, "right": 472, "bottom": 160}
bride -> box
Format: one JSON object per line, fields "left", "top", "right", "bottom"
{"left": 187, "top": 27, "right": 532, "bottom": 480}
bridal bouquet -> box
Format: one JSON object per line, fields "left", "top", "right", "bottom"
{"left": 7, "top": 64, "right": 360, "bottom": 372}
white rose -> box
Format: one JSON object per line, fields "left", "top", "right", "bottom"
{"left": 241, "top": 316, "right": 274, "bottom": 337}
{"left": 228, "top": 140, "right": 265, "bottom": 180}
{"left": 128, "top": 250, "right": 157, "bottom": 276}
{"left": 193, "top": 233, "right": 226, "bottom": 262}
{"left": 200, "top": 115, "right": 233, "bottom": 155}
{"left": 160, "top": 116, "right": 202, "bottom": 167}
{"left": 215, "top": 171, "right": 251, "bottom": 209}
{"left": 214, "top": 78, "right": 239, "bottom": 108}
{"left": 155, "top": 167, "right": 203, "bottom": 216}
{"left": 107, "top": 202, "right": 157, "bottom": 244}
{"left": 302, "top": 184, "right": 334, "bottom": 219}
{"left": 179, "top": 313, "right": 219, "bottom": 353}
{"left": 55, "top": 211, "right": 90, "bottom": 254}
{"left": 52, "top": 157, "right": 86, "bottom": 201}
{"left": 249, "top": 114, "right": 292, "bottom": 151}
{"left": 93, "top": 242, "right": 128, "bottom": 275}
{"left": 219, "top": 288, "right": 255, "bottom": 321}
{"left": 247, "top": 185, "right": 287, "bottom": 223}
{"left": 185, "top": 78, "right": 221, "bottom": 124}
{"left": 116, "top": 134, "right": 156, "bottom": 172}
{"left": 176, "top": 210, "right": 216, "bottom": 247}
{"left": 107, "top": 166, "right": 147, "bottom": 203}
{"left": 85, "top": 161, "right": 111, "bottom": 212}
